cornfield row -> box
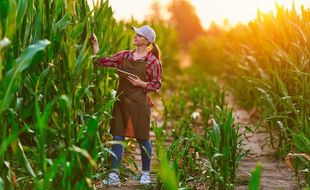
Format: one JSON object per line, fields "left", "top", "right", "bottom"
{"left": 189, "top": 4, "right": 310, "bottom": 188}
{"left": 154, "top": 70, "right": 246, "bottom": 189}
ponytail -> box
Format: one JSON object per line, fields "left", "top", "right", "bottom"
{"left": 151, "top": 42, "right": 161, "bottom": 60}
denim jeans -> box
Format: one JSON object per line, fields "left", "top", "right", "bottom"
{"left": 111, "top": 135, "right": 152, "bottom": 172}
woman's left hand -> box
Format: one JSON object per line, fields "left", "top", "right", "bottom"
{"left": 127, "top": 76, "right": 147, "bottom": 88}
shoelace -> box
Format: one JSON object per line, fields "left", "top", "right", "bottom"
{"left": 107, "top": 173, "right": 120, "bottom": 182}
{"left": 140, "top": 171, "right": 150, "bottom": 183}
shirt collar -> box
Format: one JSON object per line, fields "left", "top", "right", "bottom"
{"left": 129, "top": 49, "right": 152, "bottom": 61}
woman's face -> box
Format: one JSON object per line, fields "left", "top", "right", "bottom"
{"left": 133, "top": 33, "right": 149, "bottom": 46}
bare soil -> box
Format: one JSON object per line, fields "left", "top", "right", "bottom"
{"left": 226, "top": 92, "right": 300, "bottom": 190}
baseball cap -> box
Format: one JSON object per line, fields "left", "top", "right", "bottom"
{"left": 131, "top": 25, "right": 156, "bottom": 43}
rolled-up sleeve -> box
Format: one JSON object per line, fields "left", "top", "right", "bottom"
{"left": 146, "top": 59, "right": 162, "bottom": 92}
{"left": 94, "top": 50, "right": 128, "bottom": 68}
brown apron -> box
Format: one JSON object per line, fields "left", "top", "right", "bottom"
{"left": 110, "top": 57, "right": 151, "bottom": 140}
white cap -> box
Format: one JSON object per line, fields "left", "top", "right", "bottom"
{"left": 131, "top": 25, "right": 156, "bottom": 43}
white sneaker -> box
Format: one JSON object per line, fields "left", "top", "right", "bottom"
{"left": 94, "top": 172, "right": 121, "bottom": 189}
{"left": 140, "top": 171, "right": 151, "bottom": 185}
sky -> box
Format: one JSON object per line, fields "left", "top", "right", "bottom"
{"left": 97, "top": 0, "right": 310, "bottom": 29}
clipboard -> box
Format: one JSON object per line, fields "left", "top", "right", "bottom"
{"left": 117, "top": 69, "right": 138, "bottom": 78}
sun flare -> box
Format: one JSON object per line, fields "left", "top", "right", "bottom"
{"left": 185, "top": 0, "right": 310, "bottom": 28}
{"left": 102, "top": 0, "right": 310, "bottom": 28}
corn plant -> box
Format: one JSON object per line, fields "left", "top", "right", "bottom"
{"left": 248, "top": 163, "right": 262, "bottom": 190}
{"left": 222, "top": 5, "right": 310, "bottom": 187}
{"left": 201, "top": 106, "right": 246, "bottom": 190}
{"left": 289, "top": 133, "right": 310, "bottom": 187}
{"left": 152, "top": 122, "right": 179, "bottom": 190}
{"left": 0, "top": 0, "right": 133, "bottom": 189}
{"left": 157, "top": 67, "right": 245, "bottom": 189}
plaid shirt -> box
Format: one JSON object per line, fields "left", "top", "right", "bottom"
{"left": 95, "top": 50, "right": 162, "bottom": 92}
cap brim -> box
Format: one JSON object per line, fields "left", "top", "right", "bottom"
{"left": 131, "top": 26, "right": 144, "bottom": 37}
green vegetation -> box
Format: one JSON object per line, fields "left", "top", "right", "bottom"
{"left": 248, "top": 163, "right": 262, "bottom": 190}
{"left": 189, "top": 4, "right": 310, "bottom": 188}
{"left": 0, "top": 0, "right": 130, "bottom": 189}
{"left": 152, "top": 70, "right": 245, "bottom": 189}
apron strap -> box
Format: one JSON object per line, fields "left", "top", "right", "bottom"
{"left": 147, "top": 94, "right": 154, "bottom": 107}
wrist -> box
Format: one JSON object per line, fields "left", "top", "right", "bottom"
{"left": 93, "top": 45, "right": 99, "bottom": 54}
{"left": 142, "top": 81, "right": 148, "bottom": 89}
{"left": 93, "top": 43, "right": 99, "bottom": 48}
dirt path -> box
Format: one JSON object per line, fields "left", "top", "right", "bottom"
{"left": 225, "top": 92, "right": 300, "bottom": 190}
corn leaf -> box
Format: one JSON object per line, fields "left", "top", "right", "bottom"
{"left": 0, "top": 40, "right": 50, "bottom": 115}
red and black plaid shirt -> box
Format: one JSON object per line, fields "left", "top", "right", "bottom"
{"left": 95, "top": 50, "right": 162, "bottom": 92}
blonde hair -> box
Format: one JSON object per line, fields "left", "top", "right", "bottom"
{"left": 151, "top": 42, "right": 161, "bottom": 60}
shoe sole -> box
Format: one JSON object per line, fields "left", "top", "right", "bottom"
{"left": 140, "top": 182, "right": 151, "bottom": 185}
{"left": 93, "top": 182, "right": 121, "bottom": 189}
{"left": 108, "top": 183, "right": 121, "bottom": 187}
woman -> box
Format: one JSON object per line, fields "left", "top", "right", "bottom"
{"left": 89, "top": 25, "right": 162, "bottom": 187}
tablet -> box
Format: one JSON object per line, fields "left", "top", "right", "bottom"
{"left": 117, "top": 69, "right": 138, "bottom": 78}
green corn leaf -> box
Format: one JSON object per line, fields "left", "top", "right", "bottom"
{"left": 0, "top": 37, "right": 11, "bottom": 81}
{"left": 69, "top": 145, "right": 97, "bottom": 169}
{"left": 0, "top": 127, "right": 22, "bottom": 156}
{"left": 158, "top": 147, "right": 179, "bottom": 190}
{"left": 42, "top": 100, "right": 55, "bottom": 128}
{"left": 212, "top": 153, "right": 224, "bottom": 159}
{"left": 71, "top": 22, "right": 85, "bottom": 38}
{"left": 16, "top": 0, "right": 29, "bottom": 28}
{"left": 58, "top": 94, "right": 71, "bottom": 112}
{"left": 212, "top": 118, "right": 220, "bottom": 135}
{"left": 81, "top": 117, "right": 98, "bottom": 156}
{"left": 98, "top": 96, "right": 117, "bottom": 112}
{"left": 54, "top": 0, "right": 64, "bottom": 16}
{"left": 86, "top": 117, "right": 98, "bottom": 134}
{"left": 248, "top": 163, "right": 262, "bottom": 190}
{"left": 32, "top": 4, "right": 42, "bottom": 43}
{"left": 36, "top": 66, "right": 51, "bottom": 90}
{"left": 101, "top": 147, "right": 118, "bottom": 159}
{"left": 55, "top": 13, "right": 71, "bottom": 31}
{"left": 73, "top": 43, "right": 88, "bottom": 77}
{"left": 0, "top": 0, "right": 10, "bottom": 18}
{"left": 0, "top": 0, "right": 17, "bottom": 39}
{"left": 0, "top": 177, "right": 3, "bottom": 190}
{"left": 274, "top": 71, "right": 288, "bottom": 96}
{"left": 292, "top": 133, "right": 310, "bottom": 154}
{"left": 75, "top": 86, "right": 87, "bottom": 106}
{"left": 0, "top": 39, "right": 50, "bottom": 115}
{"left": 18, "top": 140, "right": 36, "bottom": 177}
{"left": 45, "top": 153, "right": 66, "bottom": 181}
{"left": 105, "top": 140, "right": 126, "bottom": 147}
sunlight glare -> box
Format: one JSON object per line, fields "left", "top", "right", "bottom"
{"left": 89, "top": 0, "right": 310, "bottom": 28}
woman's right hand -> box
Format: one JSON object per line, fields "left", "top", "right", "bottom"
{"left": 89, "top": 33, "right": 99, "bottom": 55}
{"left": 89, "top": 32, "right": 98, "bottom": 45}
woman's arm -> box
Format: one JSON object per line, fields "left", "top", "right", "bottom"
{"left": 94, "top": 51, "right": 128, "bottom": 68}
{"left": 89, "top": 33, "right": 127, "bottom": 68}
{"left": 127, "top": 76, "right": 148, "bottom": 88}
{"left": 145, "top": 59, "right": 162, "bottom": 92}
{"left": 126, "top": 59, "right": 162, "bottom": 91}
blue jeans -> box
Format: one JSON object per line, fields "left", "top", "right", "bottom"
{"left": 111, "top": 135, "right": 152, "bottom": 172}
